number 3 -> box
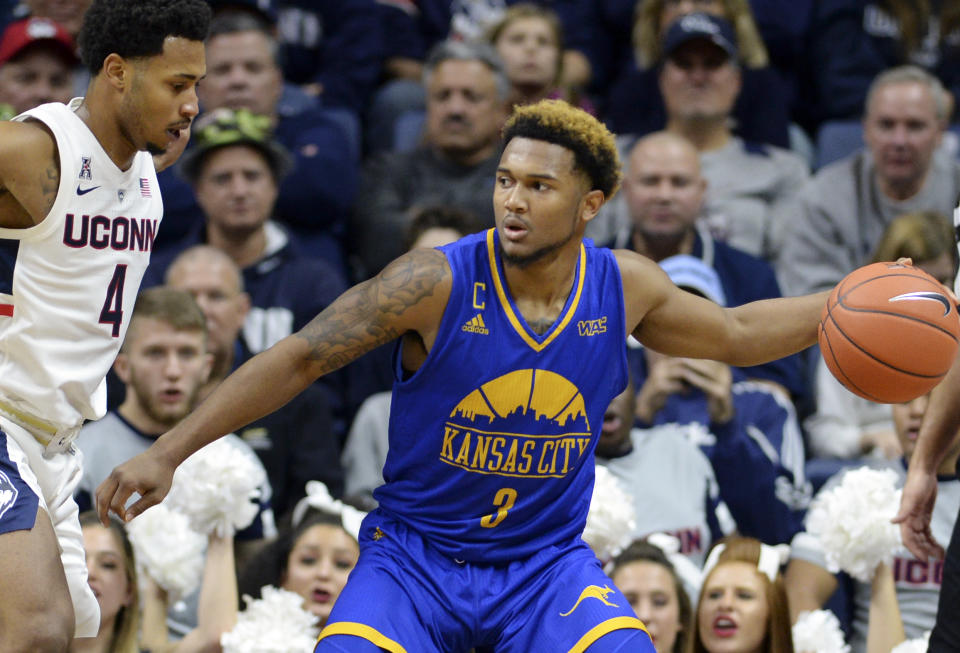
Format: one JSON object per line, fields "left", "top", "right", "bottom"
{"left": 480, "top": 487, "right": 517, "bottom": 528}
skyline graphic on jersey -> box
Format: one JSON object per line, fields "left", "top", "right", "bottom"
{"left": 450, "top": 369, "right": 590, "bottom": 431}
{"left": 439, "top": 369, "right": 593, "bottom": 478}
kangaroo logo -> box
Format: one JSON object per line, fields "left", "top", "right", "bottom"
{"left": 559, "top": 584, "right": 619, "bottom": 616}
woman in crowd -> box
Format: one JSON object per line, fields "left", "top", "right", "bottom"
{"left": 486, "top": 4, "right": 594, "bottom": 114}
{"left": 690, "top": 536, "right": 794, "bottom": 653}
{"left": 611, "top": 540, "right": 692, "bottom": 653}
{"left": 238, "top": 500, "right": 361, "bottom": 628}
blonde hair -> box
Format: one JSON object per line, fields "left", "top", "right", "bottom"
{"left": 688, "top": 537, "right": 794, "bottom": 653}
{"left": 79, "top": 512, "right": 140, "bottom": 653}
{"left": 633, "top": 0, "right": 768, "bottom": 69}
{"left": 882, "top": 1, "right": 960, "bottom": 57}
{"left": 871, "top": 211, "right": 957, "bottom": 268}
{"left": 503, "top": 99, "right": 622, "bottom": 198}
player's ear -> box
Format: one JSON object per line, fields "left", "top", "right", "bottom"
{"left": 579, "top": 189, "right": 605, "bottom": 224}
{"left": 113, "top": 351, "right": 131, "bottom": 383}
{"left": 102, "top": 53, "right": 130, "bottom": 91}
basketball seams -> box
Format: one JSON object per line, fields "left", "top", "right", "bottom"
{"left": 832, "top": 304, "right": 959, "bottom": 341}
{"left": 819, "top": 319, "right": 887, "bottom": 402}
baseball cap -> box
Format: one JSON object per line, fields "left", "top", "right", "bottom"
{"left": 661, "top": 12, "right": 738, "bottom": 62}
{"left": 659, "top": 254, "right": 727, "bottom": 306}
{"left": 178, "top": 108, "right": 293, "bottom": 182}
{"left": 206, "top": 0, "right": 278, "bottom": 24}
{"left": 0, "top": 17, "right": 78, "bottom": 66}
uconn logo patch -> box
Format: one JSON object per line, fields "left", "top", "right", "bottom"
{"left": 0, "top": 469, "right": 18, "bottom": 521}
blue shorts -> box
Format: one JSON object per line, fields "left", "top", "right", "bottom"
{"left": 0, "top": 427, "right": 40, "bottom": 534}
{"left": 315, "top": 510, "right": 653, "bottom": 652}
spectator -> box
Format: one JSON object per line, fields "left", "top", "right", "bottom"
{"left": 604, "top": 0, "right": 791, "bottom": 149}
{"left": 809, "top": 0, "right": 960, "bottom": 125}
{"left": 486, "top": 3, "right": 593, "bottom": 113}
{"left": 75, "top": 511, "right": 237, "bottom": 653}
{"left": 342, "top": 205, "right": 488, "bottom": 508}
{"left": 146, "top": 107, "right": 356, "bottom": 433}
{"left": 275, "top": 0, "right": 383, "bottom": 119}
{"left": 351, "top": 39, "right": 508, "bottom": 278}
{"left": 0, "top": 17, "right": 76, "bottom": 117}
{"left": 600, "top": 131, "right": 804, "bottom": 398}
{"left": 73, "top": 288, "right": 275, "bottom": 636}
{"left": 804, "top": 210, "right": 957, "bottom": 460}
{"left": 692, "top": 536, "right": 794, "bottom": 653}
{"left": 154, "top": 10, "right": 358, "bottom": 270}
{"left": 9, "top": 0, "right": 90, "bottom": 37}
{"left": 778, "top": 65, "right": 960, "bottom": 297}
{"left": 166, "top": 245, "right": 344, "bottom": 515}
{"left": 635, "top": 255, "right": 811, "bottom": 546}
{"left": 596, "top": 379, "right": 736, "bottom": 567}
{"left": 785, "top": 389, "right": 960, "bottom": 652}
{"left": 238, "top": 493, "right": 361, "bottom": 630}
{"left": 610, "top": 539, "right": 693, "bottom": 653}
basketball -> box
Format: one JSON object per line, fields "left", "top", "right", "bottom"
{"left": 819, "top": 262, "right": 960, "bottom": 403}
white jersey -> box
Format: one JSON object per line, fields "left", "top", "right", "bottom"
{"left": 0, "top": 98, "right": 162, "bottom": 429}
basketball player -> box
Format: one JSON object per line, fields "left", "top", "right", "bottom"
{"left": 98, "top": 100, "right": 829, "bottom": 652}
{"left": 0, "top": 1, "right": 209, "bottom": 650}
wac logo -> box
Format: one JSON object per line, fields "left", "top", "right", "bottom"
{"left": 439, "top": 369, "right": 593, "bottom": 478}
{"left": 577, "top": 316, "right": 607, "bottom": 336}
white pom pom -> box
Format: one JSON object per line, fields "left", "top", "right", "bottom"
{"left": 166, "top": 438, "right": 266, "bottom": 537}
{"left": 583, "top": 465, "right": 636, "bottom": 563}
{"left": 792, "top": 610, "right": 850, "bottom": 653}
{"left": 126, "top": 503, "right": 206, "bottom": 601}
{"left": 220, "top": 586, "right": 319, "bottom": 653}
{"left": 805, "top": 467, "right": 902, "bottom": 582}
{"left": 891, "top": 631, "right": 931, "bottom": 653}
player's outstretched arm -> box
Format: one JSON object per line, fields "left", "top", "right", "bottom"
{"left": 96, "top": 248, "right": 452, "bottom": 524}
{"left": 616, "top": 250, "right": 830, "bottom": 365}
{"left": 894, "top": 350, "right": 960, "bottom": 560}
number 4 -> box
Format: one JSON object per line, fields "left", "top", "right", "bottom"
{"left": 99, "top": 264, "right": 127, "bottom": 337}
{"left": 480, "top": 488, "right": 517, "bottom": 528}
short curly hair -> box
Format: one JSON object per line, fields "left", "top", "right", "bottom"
{"left": 79, "top": 0, "right": 212, "bottom": 74}
{"left": 502, "top": 99, "right": 622, "bottom": 199}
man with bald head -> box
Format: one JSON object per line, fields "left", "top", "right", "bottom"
{"left": 613, "top": 131, "right": 802, "bottom": 398}
{"left": 165, "top": 245, "right": 343, "bottom": 515}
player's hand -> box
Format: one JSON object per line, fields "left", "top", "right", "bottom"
{"left": 893, "top": 467, "right": 944, "bottom": 560}
{"left": 679, "top": 358, "right": 733, "bottom": 423}
{"left": 95, "top": 447, "right": 176, "bottom": 525}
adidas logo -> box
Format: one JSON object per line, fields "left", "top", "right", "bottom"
{"left": 461, "top": 313, "right": 489, "bottom": 335}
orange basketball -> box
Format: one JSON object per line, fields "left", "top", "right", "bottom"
{"left": 819, "top": 261, "right": 960, "bottom": 403}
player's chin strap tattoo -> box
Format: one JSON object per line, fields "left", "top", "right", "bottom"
{"left": 702, "top": 541, "right": 791, "bottom": 584}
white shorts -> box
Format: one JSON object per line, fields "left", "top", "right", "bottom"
{"left": 0, "top": 416, "right": 100, "bottom": 637}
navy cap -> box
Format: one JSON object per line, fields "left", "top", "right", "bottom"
{"left": 661, "top": 13, "right": 738, "bottom": 62}
{"left": 207, "top": 0, "right": 278, "bottom": 24}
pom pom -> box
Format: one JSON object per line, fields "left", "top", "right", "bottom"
{"left": 792, "top": 610, "right": 850, "bottom": 653}
{"left": 220, "top": 586, "right": 319, "bottom": 653}
{"left": 891, "top": 632, "right": 931, "bottom": 653}
{"left": 126, "top": 503, "right": 206, "bottom": 601}
{"left": 166, "top": 438, "right": 266, "bottom": 537}
{"left": 583, "top": 465, "right": 636, "bottom": 563}
{"left": 805, "top": 466, "right": 902, "bottom": 582}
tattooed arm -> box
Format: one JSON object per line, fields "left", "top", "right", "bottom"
{"left": 0, "top": 120, "right": 60, "bottom": 228}
{"left": 96, "top": 249, "right": 453, "bottom": 523}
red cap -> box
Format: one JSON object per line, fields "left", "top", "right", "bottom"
{"left": 0, "top": 18, "right": 78, "bottom": 66}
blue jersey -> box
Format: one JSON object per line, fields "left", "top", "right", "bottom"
{"left": 374, "top": 229, "right": 628, "bottom": 563}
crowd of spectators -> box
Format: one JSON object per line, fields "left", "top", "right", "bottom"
{"left": 1, "top": 0, "right": 959, "bottom": 650}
